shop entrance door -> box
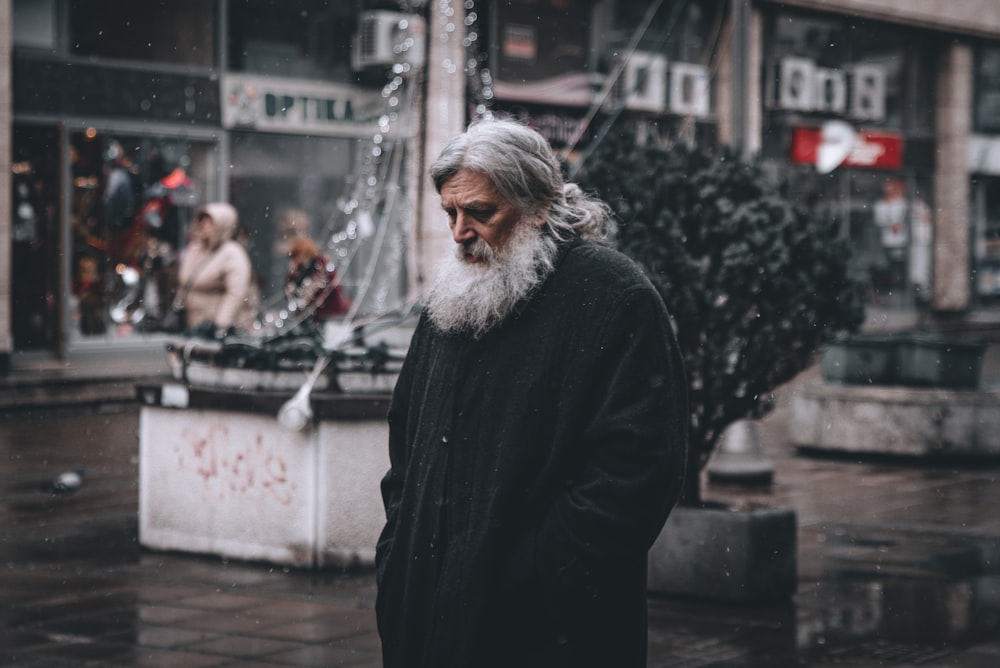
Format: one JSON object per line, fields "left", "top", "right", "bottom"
{"left": 11, "top": 124, "right": 62, "bottom": 353}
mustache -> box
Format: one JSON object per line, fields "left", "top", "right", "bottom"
{"left": 457, "top": 237, "right": 496, "bottom": 262}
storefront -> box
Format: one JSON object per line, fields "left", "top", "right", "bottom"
{"left": 485, "top": 0, "right": 722, "bottom": 160}
{"left": 758, "top": 6, "right": 938, "bottom": 313}
{"left": 971, "top": 43, "right": 1000, "bottom": 304}
{"left": 9, "top": 0, "right": 418, "bottom": 355}
{"left": 11, "top": 0, "right": 221, "bottom": 352}
{"left": 221, "top": 71, "right": 415, "bottom": 320}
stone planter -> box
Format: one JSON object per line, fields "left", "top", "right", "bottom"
{"left": 647, "top": 504, "right": 797, "bottom": 603}
{"left": 136, "top": 383, "right": 391, "bottom": 569}
{"left": 894, "top": 336, "right": 986, "bottom": 388}
{"left": 820, "top": 334, "right": 897, "bottom": 385}
{"left": 821, "top": 334, "right": 986, "bottom": 389}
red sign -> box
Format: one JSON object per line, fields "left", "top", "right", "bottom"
{"left": 792, "top": 123, "right": 904, "bottom": 173}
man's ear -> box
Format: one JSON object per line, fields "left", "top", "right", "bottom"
{"left": 532, "top": 206, "right": 549, "bottom": 228}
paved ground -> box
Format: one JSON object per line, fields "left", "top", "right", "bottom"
{"left": 2, "top": 346, "right": 1000, "bottom": 666}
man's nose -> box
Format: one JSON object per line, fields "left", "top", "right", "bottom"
{"left": 451, "top": 214, "right": 476, "bottom": 244}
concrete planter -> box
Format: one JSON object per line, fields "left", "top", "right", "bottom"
{"left": 647, "top": 504, "right": 797, "bottom": 603}
{"left": 821, "top": 334, "right": 986, "bottom": 389}
{"left": 895, "top": 336, "right": 986, "bottom": 388}
{"left": 821, "top": 335, "right": 896, "bottom": 385}
{"left": 136, "top": 383, "right": 391, "bottom": 569}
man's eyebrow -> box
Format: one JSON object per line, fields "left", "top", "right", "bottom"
{"left": 460, "top": 199, "right": 498, "bottom": 209}
{"left": 441, "top": 198, "right": 497, "bottom": 210}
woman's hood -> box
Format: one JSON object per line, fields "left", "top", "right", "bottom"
{"left": 198, "top": 202, "right": 239, "bottom": 247}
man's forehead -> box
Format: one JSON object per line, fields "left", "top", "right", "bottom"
{"left": 440, "top": 170, "right": 504, "bottom": 201}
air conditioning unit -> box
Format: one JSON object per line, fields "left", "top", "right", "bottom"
{"left": 774, "top": 56, "right": 814, "bottom": 111}
{"left": 351, "top": 10, "right": 425, "bottom": 71}
{"left": 617, "top": 51, "right": 668, "bottom": 112}
{"left": 814, "top": 67, "right": 847, "bottom": 114}
{"left": 668, "top": 62, "right": 710, "bottom": 117}
{"left": 850, "top": 63, "right": 886, "bottom": 121}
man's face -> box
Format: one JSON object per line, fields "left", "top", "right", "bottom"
{"left": 439, "top": 169, "right": 526, "bottom": 264}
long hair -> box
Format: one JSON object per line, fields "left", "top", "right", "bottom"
{"left": 429, "top": 117, "right": 616, "bottom": 243}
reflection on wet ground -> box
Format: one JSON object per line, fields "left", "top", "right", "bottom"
{"left": 2, "top": 397, "right": 1000, "bottom": 666}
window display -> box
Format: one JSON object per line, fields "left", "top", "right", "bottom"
{"left": 973, "top": 176, "right": 1000, "bottom": 300}
{"left": 763, "top": 9, "right": 937, "bottom": 310}
{"left": 69, "top": 131, "right": 209, "bottom": 339}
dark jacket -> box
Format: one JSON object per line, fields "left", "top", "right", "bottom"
{"left": 376, "top": 239, "right": 688, "bottom": 668}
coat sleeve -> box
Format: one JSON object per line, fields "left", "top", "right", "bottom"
{"left": 375, "top": 318, "right": 424, "bottom": 584}
{"left": 213, "top": 243, "right": 253, "bottom": 328}
{"left": 518, "top": 285, "right": 688, "bottom": 611}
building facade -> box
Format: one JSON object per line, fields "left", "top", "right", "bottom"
{"left": 472, "top": 0, "right": 1000, "bottom": 329}
{"left": 3, "top": 0, "right": 1000, "bottom": 370}
{"left": 2, "top": 0, "right": 425, "bottom": 366}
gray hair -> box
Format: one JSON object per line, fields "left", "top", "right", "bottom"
{"left": 429, "top": 117, "right": 616, "bottom": 243}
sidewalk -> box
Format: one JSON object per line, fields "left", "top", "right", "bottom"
{"left": 2, "top": 344, "right": 1000, "bottom": 666}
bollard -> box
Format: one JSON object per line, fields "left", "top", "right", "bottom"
{"left": 706, "top": 418, "right": 774, "bottom": 485}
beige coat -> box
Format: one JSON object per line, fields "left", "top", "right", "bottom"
{"left": 176, "top": 202, "right": 256, "bottom": 331}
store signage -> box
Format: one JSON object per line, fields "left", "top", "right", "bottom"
{"left": 791, "top": 121, "right": 903, "bottom": 173}
{"left": 221, "top": 74, "right": 388, "bottom": 138}
{"left": 771, "top": 57, "right": 886, "bottom": 122}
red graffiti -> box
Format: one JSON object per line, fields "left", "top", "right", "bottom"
{"left": 175, "top": 422, "right": 296, "bottom": 505}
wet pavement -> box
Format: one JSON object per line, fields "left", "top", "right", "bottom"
{"left": 3, "top": 356, "right": 1000, "bottom": 666}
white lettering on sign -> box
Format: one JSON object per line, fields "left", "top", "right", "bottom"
{"left": 221, "top": 74, "right": 392, "bottom": 138}
{"left": 264, "top": 93, "right": 356, "bottom": 122}
{"left": 771, "top": 56, "right": 886, "bottom": 122}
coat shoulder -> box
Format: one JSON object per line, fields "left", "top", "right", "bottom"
{"left": 558, "top": 241, "right": 659, "bottom": 299}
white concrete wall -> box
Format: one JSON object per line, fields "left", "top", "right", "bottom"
{"left": 790, "top": 383, "right": 1000, "bottom": 456}
{"left": 316, "top": 420, "right": 391, "bottom": 568}
{"left": 139, "top": 400, "right": 390, "bottom": 569}
{"left": 140, "top": 406, "right": 320, "bottom": 567}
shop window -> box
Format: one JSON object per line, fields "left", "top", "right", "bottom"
{"left": 764, "top": 9, "right": 935, "bottom": 134}
{"left": 69, "top": 131, "right": 210, "bottom": 339}
{"left": 228, "top": 132, "right": 360, "bottom": 302}
{"left": 975, "top": 46, "right": 1000, "bottom": 133}
{"left": 12, "top": 0, "right": 58, "bottom": 50}
{"left": 496, "top": 0, "right": 592, "bottom": 82}
{"left": 228, "top": 0, "right": 355, "bottom": 82}
{"left": 973, "top": 176, "right": 1000, "bottom": 300}
{"left": 778, "top": 164, "right": 933, "bottom": 310}
{"left": 228, "top": 130, "right": 410, "bottom": 321}
{"left": 607, "top": 0, "right": 722, "bottom": 64}
{"left": 67, "top": 0, "right": 215, "bottom": 67}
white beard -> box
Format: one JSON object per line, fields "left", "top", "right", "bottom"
{"left": 426, "top": 222, "right": 558, "bottom": 337}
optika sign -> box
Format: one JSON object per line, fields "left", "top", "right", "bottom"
{"left": 768, "top": 57, "right": 887, "bottom": 122}
{"left": 220, "top": 74, "right": 386, "bottom": 138}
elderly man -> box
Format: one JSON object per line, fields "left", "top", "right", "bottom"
{"left": 375, "top": 118, "right": 688, "bottom": 668}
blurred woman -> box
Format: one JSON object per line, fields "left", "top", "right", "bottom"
{"left": 175, "top": 202, "right": 257, "bottom": 333}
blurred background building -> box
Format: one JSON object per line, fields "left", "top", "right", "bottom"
{"left": 2, "top": 0, "right": 1000, "bottom": 371}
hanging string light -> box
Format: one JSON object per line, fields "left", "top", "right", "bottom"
{"left": 461, "top": 0, "right": 493, "bottom": 119}
{"left": 260, "top": 2, "right": 425, "bottom": 337}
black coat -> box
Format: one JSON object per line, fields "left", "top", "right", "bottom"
{"left": 376, "top": 239, "right": 688, "bottom": 668}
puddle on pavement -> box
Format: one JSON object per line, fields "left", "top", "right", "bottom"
{"left": 795, "top": 527, "right": 1000, "bottom": 663}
